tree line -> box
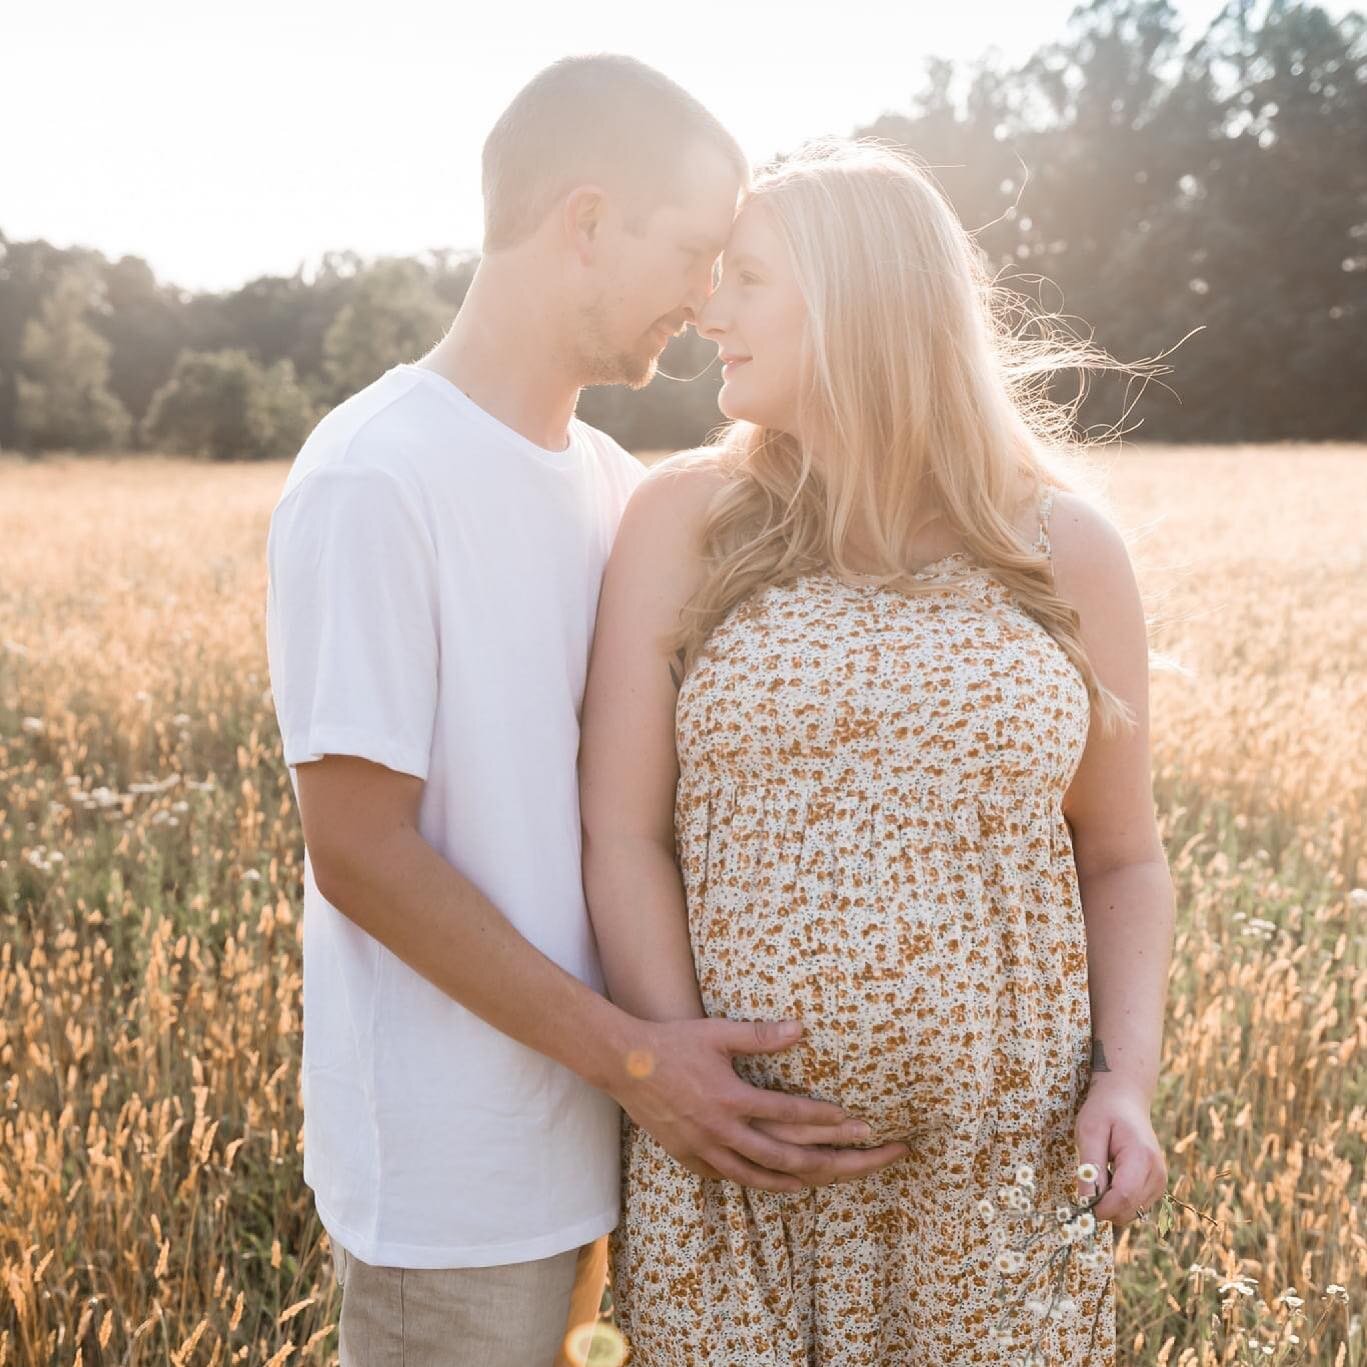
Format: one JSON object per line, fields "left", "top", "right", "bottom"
{"left": 1, "top": 0, "right": 1363, "bottom": 460}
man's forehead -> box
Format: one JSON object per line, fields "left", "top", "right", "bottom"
{"left": 665, "top": 193, "right": 741, "bottom": 253}
{"left": 668, "top": 143, "right": 745, "bottom": 239}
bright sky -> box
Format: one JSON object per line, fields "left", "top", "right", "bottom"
{"left": 5, "top": 0, "right": 1242, "bottom": 292}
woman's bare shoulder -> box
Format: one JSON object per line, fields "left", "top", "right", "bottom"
{"left": 1047, "top": 489, "right": 1131, "bottom": 571}
{"left": 1046, "top": 489, "right": 1142, "bottom": 634}
{"left": 621, "top": 447, "right": 732, "bottom": 535}
{"left": 641, "top": 445, "right": 732, "bottom": 493}
{"left": 608, "top": 448, "right": 733, "bottom": 590}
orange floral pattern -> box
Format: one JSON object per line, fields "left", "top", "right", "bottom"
{"left": 610, "top": 491, "right": 1116, "bottom": 1365}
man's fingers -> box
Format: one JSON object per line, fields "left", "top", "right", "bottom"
{"left": 724, "top": 1124, "right": 830, "bottom": 1180}
{"left": 704, "top": 1149, "right": 807, "bottom": 1195}
{"left": 751, "top": 1118, "right": 875, "bottom": 1148}
{"left": 677, "top": 1155, "right": 724, "bottom": 1182}
{"left": 717, "top": 1017, "right": 806, "bottom": 1056}
{"left": 800, "top": 1142, "right": 911, "bottom": 1185}
{"left": 741, "top": 1084, "right": 849, "bottom": 1128}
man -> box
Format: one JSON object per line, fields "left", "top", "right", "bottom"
{"left": 266, "top": 55, "right": 907, "bottom": 1367}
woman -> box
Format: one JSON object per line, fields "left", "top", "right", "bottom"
{"left": 579, "top": 139, "right": 1172, "bottom": 1366}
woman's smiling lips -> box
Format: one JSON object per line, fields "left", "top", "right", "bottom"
{"left": 720, "top": 353, "right": 751, "bottom": 377}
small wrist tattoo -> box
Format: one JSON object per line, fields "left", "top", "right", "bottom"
{"left": 1090, "top": 1037, "right": 1111, "bottom": 1072}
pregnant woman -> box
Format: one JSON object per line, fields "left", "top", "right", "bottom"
{"left": 580, "top": 139, "right": 1173, "bottom": 1365}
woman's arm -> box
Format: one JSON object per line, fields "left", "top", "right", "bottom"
{"left": 1051, "top": 491, "right": 1174, "bottom": 1225}
{"left": 580, "top": 455, "right": 720, "bottom": 1021}
{"left": 579, "top": 454, "right": 912, "bottom": 1188}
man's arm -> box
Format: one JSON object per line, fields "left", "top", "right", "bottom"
{"left": 297, "top": 748, "right": 889, "bottom": 1194}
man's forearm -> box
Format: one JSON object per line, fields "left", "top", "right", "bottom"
{"left": 1078, "top": 857, "right": 1175, "bottom": 1101}
{"left": 314, "top": 824, "right": 639, "bottom": 1096}
{"left": 583, "top": 830, "right": 707, "bottom": 1023}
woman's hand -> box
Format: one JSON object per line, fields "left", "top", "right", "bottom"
{"left": 1074, "top": 1081, "right": 1167, "bottom": 1227}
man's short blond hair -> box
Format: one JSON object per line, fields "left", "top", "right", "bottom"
{"left": 481, "top": 54, "right": 747, "bottom": 251}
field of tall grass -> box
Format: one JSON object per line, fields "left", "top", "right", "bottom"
{"left": 1, "top": 447, "right": 1363, "bottom": 1366}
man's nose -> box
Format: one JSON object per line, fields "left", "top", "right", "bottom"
{"left": 682, "top": 276, "right": 714, "bottom": 322}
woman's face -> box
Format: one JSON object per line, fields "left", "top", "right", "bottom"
{"left": 697, "top": 201, "right": 808, "bottom": 433}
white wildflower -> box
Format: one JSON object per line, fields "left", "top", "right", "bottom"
{"left": 21, "top": 717, "right": 44, "bottom": 735}
{"left": 1015, "top": 1163, "right": 1035, "bottom": 1186}
{"left": 977, "top": 1198, "right": 995, "bottom": 1220}
{"left": 1076, "top": 1162, "right": 1099, "bottom": 1184}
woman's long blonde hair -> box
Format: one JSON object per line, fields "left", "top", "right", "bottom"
{"left": 675, "top": 138, "right": 1149, "bottom": 734}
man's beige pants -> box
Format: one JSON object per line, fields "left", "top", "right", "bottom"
{"left": 333, "top": 1235, "right": 609, "bottom": 1367}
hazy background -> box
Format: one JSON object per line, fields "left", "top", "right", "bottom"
{"left": 5, "top": 0, "right": 1254, "bottom": 289}
{"left": 4, "top": 0, "right": 1365, "bottom": 457}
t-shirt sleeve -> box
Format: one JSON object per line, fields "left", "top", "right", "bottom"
{"left": 266, "top": 465, "right": 439, "bottom": 780}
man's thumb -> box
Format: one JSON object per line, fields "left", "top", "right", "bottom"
{"left": 723, "top": 1018, "right": 804, "bottom": 1055}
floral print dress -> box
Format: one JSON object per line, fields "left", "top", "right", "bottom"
{"left": 609, "top": 491, "right": 1116, "bottom": 1366}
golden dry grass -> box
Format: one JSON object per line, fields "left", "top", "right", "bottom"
{"left": 0, "top": 447, "right": 1363, "bottom": 1366}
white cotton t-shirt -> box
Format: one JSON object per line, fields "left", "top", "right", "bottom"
{"left": 265, "top": 362, "right": 645, "bottom": 1269}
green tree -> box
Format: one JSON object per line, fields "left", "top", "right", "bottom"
{"left": 321, "top": 258, "right": 447, "bottom": 401}
{"left": 98, "top": 254, "right": 191, "bottom": 426}
{"left": 142, "top": 349, "right": 316, "bottom": 460}
{"left": 14, "top": 264, "right": 131, "bottom": 452}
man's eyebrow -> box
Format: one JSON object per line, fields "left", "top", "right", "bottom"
{"left": 685, "top": 239, "right": 727, "bottom": 256}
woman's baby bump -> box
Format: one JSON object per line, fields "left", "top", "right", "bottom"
{"left": 693, "top": 910, "right": 997, "bottom": 1148}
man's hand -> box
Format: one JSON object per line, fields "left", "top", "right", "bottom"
{"left": 610, "top": 1016, "right": 910, "bottom": 1193}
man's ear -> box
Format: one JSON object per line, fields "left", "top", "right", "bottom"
{"left": 563, "top": 185, "right": 607, "bottom": 266}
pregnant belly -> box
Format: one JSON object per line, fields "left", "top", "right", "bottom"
{"left": 692, "top": 899, "right": 1004, "bottom": 1147}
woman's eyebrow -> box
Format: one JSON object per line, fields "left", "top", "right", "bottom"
{"left": 724, "top": 252, "right": 764, "bottom": 271}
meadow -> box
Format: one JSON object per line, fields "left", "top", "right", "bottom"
{"left": 0, "top": 446, "right": 1363, "bottom": 1366}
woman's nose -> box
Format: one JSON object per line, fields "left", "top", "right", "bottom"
{"left": 696, "top": 293, "right": 727, "bottom": 340}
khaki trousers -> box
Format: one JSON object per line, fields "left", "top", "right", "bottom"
{"left": 334, "top": 1235, "right": 609, "bottom": 1367}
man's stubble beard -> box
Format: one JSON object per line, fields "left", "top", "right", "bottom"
{"left": 578, "top": 298, "right": 661, "bottom": 390}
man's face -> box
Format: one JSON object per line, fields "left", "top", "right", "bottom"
{"left": 576, "top": 144, "right": 743, "bottom": 389}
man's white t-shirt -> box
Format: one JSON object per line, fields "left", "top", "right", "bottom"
{"left": 265, "top": 362, "right": 645, "bottom": 1268}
